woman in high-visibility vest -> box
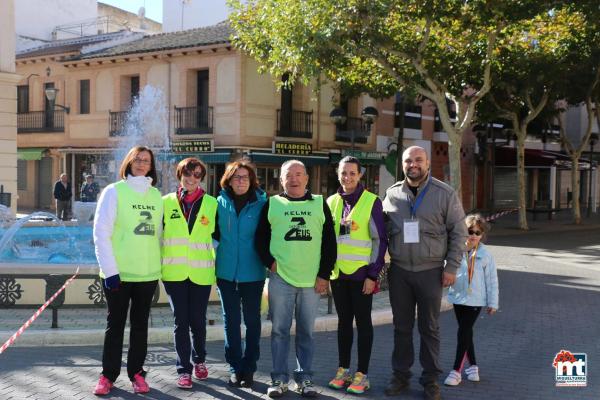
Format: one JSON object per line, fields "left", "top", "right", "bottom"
{"left": 161, "top": 157, "right": 217, "bottom": 390}
{"left": 214, "top": 159, "right": 267, "bottom": 388}
{"left": 327, "top": 156, "right": 387, "bottom": 395}
{"left": 93, "top": 146, "right": 163, "bottom": 396}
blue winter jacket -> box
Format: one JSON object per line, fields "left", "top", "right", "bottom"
{"left": 447, "top": 243, "right": 499, "bottom": 309}
{"left": 215, "top": 188, "right": 267, "bottom": 282}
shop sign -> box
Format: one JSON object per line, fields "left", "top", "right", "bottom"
{"left": 342, "top": 150, "right": 386, "bottom": 160}
{"left": 172, "top": 140, "right": 213, "bottom": 153}
{"left": 273, "top": 141, "right": 312, "bottom": 155}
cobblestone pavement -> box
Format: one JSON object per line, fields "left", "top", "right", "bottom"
{"left": 0, "top": 228, "right": 599, "bottom": 399}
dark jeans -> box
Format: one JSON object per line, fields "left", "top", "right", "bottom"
{"left": 452, "top": 304, "right": 482, "bottom": 371}
{"left": 101, "top": 280, "right": 157, "bottom": 382}
{"left": 56, "top": 200, "right": 70, "bottom": 221}
{"left": 163, "top": 279, "right": 212, "bottom": 374}
{"left": 388, "top": 266, "right": 443, "bottom": 385}
{"left": 331, "top": 279, "right": 374, "bottom": 374}
{"left": 217, "top": 278, "right": 265, "bottom": 375}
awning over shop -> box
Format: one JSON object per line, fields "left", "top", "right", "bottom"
{"left": 249, "top": 152, "right": 330, "bottom": 166}
{"left": 17, "top": 148, "right": 47, "bottom": 161}
{"left": 494, "top": 147, "right": 572, "bottom": 167}
{"left": 330, "top": 151, "right": 387, "bottom": 166}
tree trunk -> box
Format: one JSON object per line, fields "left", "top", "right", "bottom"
{"left": 516, "top": 134, "right": 528, "bottom": 230}
{"left": 447, "top": 131, "right": 463, "bottom": 202}
{"left": 571, "top": 156, "right": 581, "bottom": 224}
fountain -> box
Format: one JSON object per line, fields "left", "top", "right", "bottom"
{"left": 0, "top": 85, "right": 177, "bottom": 315}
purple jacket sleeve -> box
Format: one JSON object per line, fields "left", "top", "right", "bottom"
{"left": 366, "top": 199, "right": 387, "bottom": 280}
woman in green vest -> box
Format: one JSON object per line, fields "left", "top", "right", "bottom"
{"left": 327, "top": 156, "right": 388, "bottom": 395}
{"left": 161, "top": 157, "right": 217, "bottom": 390}
{"left": 92, "top": 146, "right": 163, "bottom": 396}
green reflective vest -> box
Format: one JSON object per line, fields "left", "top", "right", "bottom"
{"left": 268, "top": 194, "right": 324, "bottom": 287}
{"left": 161, "top": 193, "right": 217, "bottom": 285}
{"left": 105, "top": 180, "right": 162, "bottom": 281}
{"left": 327, "top": 190, "right": 377, "bottom": 279}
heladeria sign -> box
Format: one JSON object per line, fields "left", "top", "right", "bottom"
{"left": 172, "top": 140, "right": 213, "bottom": 153}
{"left": 273, "top": 141, "right": 312, "bottom": 155}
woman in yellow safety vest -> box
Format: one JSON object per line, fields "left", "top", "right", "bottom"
{"left": 92, "top": 146, "right": 163, "bottom": 396}
{"left": 326, "top": 156, "right": 388, "bottom": 395}
{"left": 161, "top": 157, "right": 217, "bottom": 390}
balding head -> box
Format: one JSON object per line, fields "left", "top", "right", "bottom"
{"left": 402, "top": 146, "right": 430, "bottom": 186}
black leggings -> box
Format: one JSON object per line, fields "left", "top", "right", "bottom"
{"left": 331, "top": 279, "right": 374, "bottom": 374}
{"left": 452, "top": 304, "right": 482, "bottom": 371}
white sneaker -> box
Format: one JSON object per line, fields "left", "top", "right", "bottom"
{"left": 444, "top": 370, "right": 462, "bottom": 386}
{"left": 465, "top": 365, "right": 480, "bottom": 382}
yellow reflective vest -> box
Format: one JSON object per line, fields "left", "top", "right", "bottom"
{"left": 161, "top": 193, "right": 217, "bottom": 285}
{"left": 106, "top": 180, "right": 162, "bottom": 281}
{"left": 327, "top": 190, "right": 377, "bottom": 279}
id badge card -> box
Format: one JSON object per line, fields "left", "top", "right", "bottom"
{"left": 340, "top": 218, "right": 352, "bottom": 240}
{"left": 403, "top": 220, "right": 420, "bottom": 243}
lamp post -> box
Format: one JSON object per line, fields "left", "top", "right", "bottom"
{"left": 44, "top": 87, "right": 70, "bottom": 114}
{"left": 395, "top": 92, "right": 405, "bottom": 181}
{"left": 587, "top": 132, "right": 598, "bottom": 217}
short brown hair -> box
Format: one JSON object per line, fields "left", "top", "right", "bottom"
{"left": 119, "top": 146, "right": 158, "bottom": 186}
{"left": 220, "top": 159, "right": 259, "bottom": 191}
{"left": 176, "top": 157, "right": 207, "bottom": 181}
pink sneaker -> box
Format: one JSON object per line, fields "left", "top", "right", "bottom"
{"left": 93, "top": 375, "right": 113, "bottom": 396}
{"left": 194, "top": 362, "right": 208, "bottom": 380}
{"left": 177, "top": 373, "right": 193, "bottom": 389}
{"left": 132, "top": 372, "right": 150, "bottom": 394}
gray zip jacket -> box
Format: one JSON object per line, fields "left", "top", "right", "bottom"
{"left": 382, "top": 175, "right": 467, "bottom": 274}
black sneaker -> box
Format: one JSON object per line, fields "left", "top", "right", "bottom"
{"left": 423, "top": 382, "right": 441, "bottom": 400}
{"left": 240, "top": 372, "right": 254, "bottom": 388}
{"left": 384, "top": 376, "right": 410, "bottom": 396}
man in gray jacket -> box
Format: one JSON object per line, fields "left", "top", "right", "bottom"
{"left": 382, "top": 146, "right": 466, "bottom": 400}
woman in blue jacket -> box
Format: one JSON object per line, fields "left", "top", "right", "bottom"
{"left": 215, "top": 159, "right": 267, "bottom": 388}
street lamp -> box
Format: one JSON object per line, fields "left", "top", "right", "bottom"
{"left": 44, "top": 87, "right": 70, "bottom": 114}
{"left": 330, "top": 106, "right": 378, "bottom": 152}
{"left": 587, "top": 132, "right": 598, "bottom": 217}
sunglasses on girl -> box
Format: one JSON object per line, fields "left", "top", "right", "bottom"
{"left": 182, "top": 170, "right": 203, "bottom": 179}
{"left": 468, "top": 229, "right": 482, "bottom": 236}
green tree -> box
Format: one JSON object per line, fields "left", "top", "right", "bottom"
{"left": 481, "top": 6, "right": 587, "bottom": 229}
{"left": 554, "top": 2, "right": 600, "bottom": 224}
{"left": 228, "top": 0, "right": 545, "bottom": 199}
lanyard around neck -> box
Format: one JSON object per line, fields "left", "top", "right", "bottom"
{"left": 408, "top": 175, "right": 431, "bottom": 218}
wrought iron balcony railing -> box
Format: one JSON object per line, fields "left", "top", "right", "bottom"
{"left": 175, "top": 106, "right": 213, "bottom": 135}
{"left": 17, "top": 110, "right": 65, "bottom": 133}
{"left": 277, "top": 109, "right": 313, "bottom": 138}
{"left": 335, "top": 116, "right": 369, "bottom": 144}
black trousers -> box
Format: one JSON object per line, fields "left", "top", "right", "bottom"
{"left": 331, "top": 279, "right": 374, "bottom": 374}
{"left": 388, "top": 266, "right": 443, "bottom": 385}
{"left": 101, "top": 280, "right": 157, "bottom": 382}
{"left": 452, "top": 304, "right": 482, "bottom": 371}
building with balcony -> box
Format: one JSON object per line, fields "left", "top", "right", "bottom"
{"left": 15, "top": 22, "right": 386, "bottom": 210}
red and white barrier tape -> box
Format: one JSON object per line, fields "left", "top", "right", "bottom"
{"left": 0, "top": 267, "right": 80, "bottom": 354}
{"left": 484, "top": 208, "right": 519, "bottom": 222}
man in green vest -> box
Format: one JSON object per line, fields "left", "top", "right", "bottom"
{"left": 256, "top": 160, "right": 337, "bottom": 398}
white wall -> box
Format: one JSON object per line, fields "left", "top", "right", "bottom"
{"left": 163, "top": 0, "right": 229, "bottom": 32}
{"left": 15, "top": 0, "right": 97, "bottom": 40}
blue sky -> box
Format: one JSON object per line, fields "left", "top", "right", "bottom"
{"left": 100, "top": 0, "right": 163, "bottom": 23}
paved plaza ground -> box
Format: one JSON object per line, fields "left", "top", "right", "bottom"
{"left": 0, "top": 213, "right": 599, "bottom": 399}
